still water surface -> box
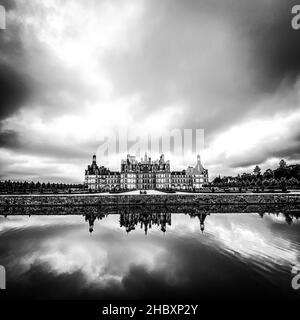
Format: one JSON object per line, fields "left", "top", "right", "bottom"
{"left": 0, "top": 209, "right": 300, "bottom": 300}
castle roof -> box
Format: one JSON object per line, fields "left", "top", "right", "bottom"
{"left": 193, "top": 155, "right": 206, "bottom": 174}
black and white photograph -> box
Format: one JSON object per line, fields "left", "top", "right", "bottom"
{"left": 1, "top": 0, "right": 300, "bottom": 317}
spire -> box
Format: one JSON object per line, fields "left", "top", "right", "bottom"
{"left": 92, "top": 154, "right": 96, "bottom": 164}
{"left": 197, "top": 154, "right": 201, "bottom": 164}
{"left": 194, "top": 154, "right": 204, "bottom": 174}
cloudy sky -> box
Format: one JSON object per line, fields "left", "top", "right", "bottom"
{"left": 1, "top": 0, "right": 300, "bottom": 182}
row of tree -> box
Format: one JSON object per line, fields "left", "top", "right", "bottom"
{"left": 0, "top": 181, "right": 84, "bottom": 194}
{"left": 211, "top": 160, "right": 300, "bottom": 191}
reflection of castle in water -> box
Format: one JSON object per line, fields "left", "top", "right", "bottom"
{"left": 120, "top": 212, "right": 172, "bottom": 234}
{"left": 84, "top": 211, "right": 209, "bottom": 234}
{"left": 1, "top": 203, "right": 299, "bottom": 234}
{"left": 193, "top": 213, "right": 208, "bottom": 233}
{"left": 83, "top": 209, "right": 299, "bottom": 235}
{"left": 85, "top": 212, "right": 107, "bottom": 233}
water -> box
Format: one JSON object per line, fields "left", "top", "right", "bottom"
{"left": 0, "top": 207, "right": 300, "bottom": 300}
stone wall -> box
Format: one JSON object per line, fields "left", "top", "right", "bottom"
{"left": 1, "top": 193, "right": 300, "bottom": 207}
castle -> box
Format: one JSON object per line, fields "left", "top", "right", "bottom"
{"left": 84, "top": 153, "right": 208, "bottom": 191}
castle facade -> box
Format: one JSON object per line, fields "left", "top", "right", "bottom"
{"left": 84, "top": 153, "right": 208, "bottom": 191}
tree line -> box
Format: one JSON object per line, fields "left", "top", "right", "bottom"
{"left": 0, "top": 181, "right": 84, "bottom": 194}
{"left": 210, "top": 159, "right": 300, "bottom": 191}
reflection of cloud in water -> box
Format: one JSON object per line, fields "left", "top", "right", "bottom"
{"left": 204, "top": 214, "right": 299, "bottom": 266}
{"left": 165, "top": 213, "right": 299, "bottom": 269}
{"left": 21, "top": 242, "right": 117, "bottom": 284}
{"left": 1, "top": 213, "right": 300, "bottom": 299}
{"left": 0, "top": 215, "right": 79, "bottom": 232}
{"left": 1, "top": 215, "right": 167, "bottom": 288}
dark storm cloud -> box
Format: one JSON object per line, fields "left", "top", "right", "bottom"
{"left": 0, "top": 129, "right": 18, "bottom": 148}
{"left": 0, "top": 0, "right": 16, "bottom": 11}
{"left": 0, "top": 128, "right": 96, "bottom": 162}
{"left": 0, "top": 63, "right": 31, "bottom": 121}
{"left": 0, "top": 1, "right": 33, "bottom": 120}
{"left": 272, "top": 144, "right": 300, "bottom": 162}
{"left": 246, "top": 0, "right": 300, "bottom": 90}
{"left": 104, "top": 0, "right": 300, "bottom": 137}
{"left": 192, "top": 0, "right": 300, "bottom": 90}
{"left": 0, "top": 66, "right": 31, "bottom": 119}
{"left": 0, "top": 132, "right": 89, "bottom": 159}
{"left": 227, "top": 145, "right": 300, "bottom": 170}
{"left": 0, "top": 1, "right": 100, "bottom": 122}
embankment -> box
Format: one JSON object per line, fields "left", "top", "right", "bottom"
{"left": 1, "top": 193, "right": 300, "bottom": 207}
